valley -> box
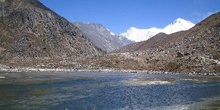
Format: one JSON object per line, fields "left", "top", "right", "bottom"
{"left": 0, "top": 0, "right": 220, "bottom": 109}
{"left": 0, "top": 0, "right": 219, "bottom": 75}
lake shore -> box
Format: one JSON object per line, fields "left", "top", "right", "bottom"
{"left": 0, "top": 69, "right": 220, "bottom": 84}
{"left": 0, "top": 63, "right": 220, "bottom": 77}
{"left": 0, "top": 62, "right": 220, "bottom": 83}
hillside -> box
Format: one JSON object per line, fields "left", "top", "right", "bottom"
{"left": 0, "top": 0, "right": 102, "bottom": 62}
{"left": 115, "top": 32, "right": 169, "bottom": 52}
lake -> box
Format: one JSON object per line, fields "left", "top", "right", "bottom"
{"left": 0, "top": 72, "right": 220, "bottom": 110}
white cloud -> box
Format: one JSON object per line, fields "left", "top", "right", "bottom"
{"left": 193, "top": 11, "right": 218, "bottom": 23}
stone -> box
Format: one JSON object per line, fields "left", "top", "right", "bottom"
{"left": 176, "top": 51, "right": 184, "bottom": 57}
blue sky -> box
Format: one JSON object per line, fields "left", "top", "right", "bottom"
{"left": 39, "top": 0, "right": 220, "bottom": 34}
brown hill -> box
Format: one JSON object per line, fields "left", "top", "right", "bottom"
{"left": 115, "top": 32, "right": 170, "bottom": 52}
{"left": 0, "top": 0, "right": 102, "bottom": 61}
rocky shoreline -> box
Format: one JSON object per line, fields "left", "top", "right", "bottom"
{"left": 0, "top": 64, "right": 219, "bottom": 77}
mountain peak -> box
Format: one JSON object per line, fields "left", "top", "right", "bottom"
{"left": 174, "top": 18, "right": 187, "bottom": 23}
{"left": 163, "top": 18, "right": 195, "bottom": 34}
{"left": 172, "top": 18, "right": 194, "bottom": 25}
{"left": 128, "top": 27, "right": 138, "bottom": 31}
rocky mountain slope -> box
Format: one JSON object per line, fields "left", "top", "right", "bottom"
{"left": 73, "top": 22, "right": 133, "bottom": 52}
{"left": 0, "top": 0, "right": 102, "bottom": 61}
{"left": 120, "top": 18, "right": 195, "bottom": 42}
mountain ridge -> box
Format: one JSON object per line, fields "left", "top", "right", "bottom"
{"left": 73, "top": 22, "right": 133, "bottom": 52}
{"left": 120, "top": 18, "right": 195, "bottom": 42}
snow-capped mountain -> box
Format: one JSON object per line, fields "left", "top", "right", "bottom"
{"left": 163, "top": 18, "right": 195, "bottom": 34}
{"left": 120, "top": 18, "right": 195, "bottom": 42}
{"left": 120, "top": 27, "right": 161, "bottom": 42}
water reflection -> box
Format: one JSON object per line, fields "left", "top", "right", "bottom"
{"left": 122, "top": 78, "right": 176, "bottom": 85}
